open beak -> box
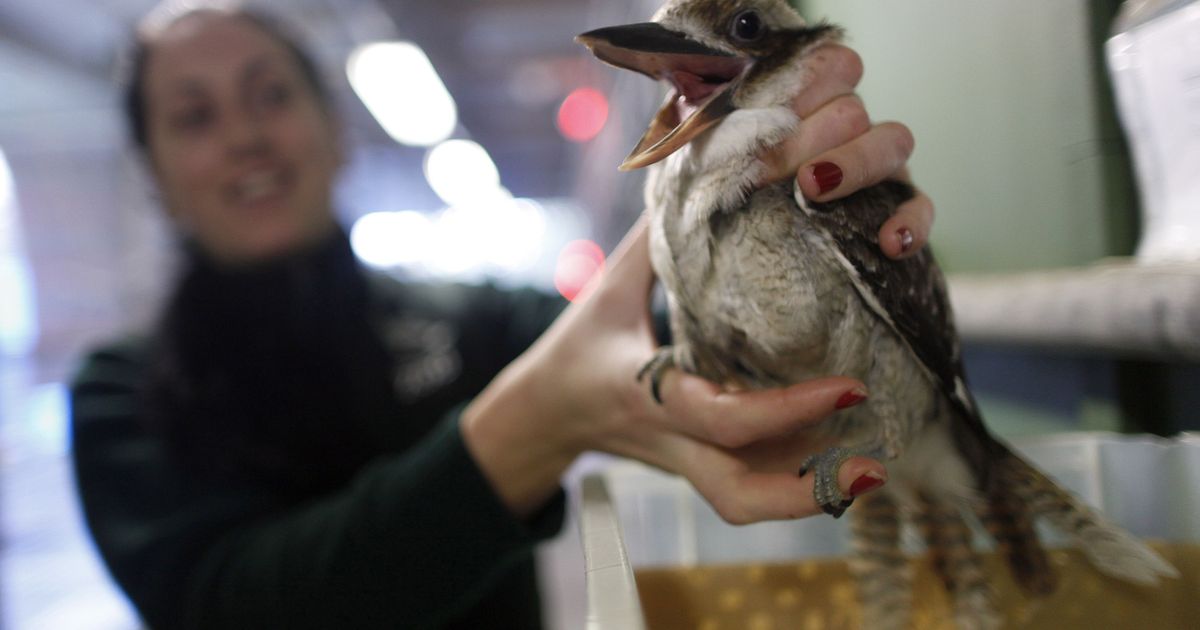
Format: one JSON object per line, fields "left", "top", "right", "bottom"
{"left": 577, "top": 23, "right": 751, "bottom": 170}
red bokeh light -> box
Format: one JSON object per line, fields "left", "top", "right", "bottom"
{"left": 556, "top": 87, "right": 609, "bottom": 143}
{"left": 554, "top": 239, "right": 606, "bottom": 302}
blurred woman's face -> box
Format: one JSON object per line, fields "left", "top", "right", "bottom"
{"left": 142, "top": 13, "right": 341, "bottom": 264}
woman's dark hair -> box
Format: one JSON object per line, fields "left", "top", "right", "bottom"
{"left": 122, "top": 7, "right": 332, "bottom": 150}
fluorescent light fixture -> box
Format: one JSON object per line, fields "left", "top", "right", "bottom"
{"left": 347, "top": 42, "right": 457, "bottom": 147}
{"left": 429, "top": 205, "right": 489, "bottom": 276}
{"left": 0, "top": 145, "right": 38, "bottom": 358}
{"left": 481, "top": 197, "right": 546, "bottom": 272}
{"left": 431, "top": 194, "right": 547, "bottom": 276}
{"left": 0, "top": 257, "right": 38, "bottom": 357}
{"left": 350, "top": 210, "right": 434, "bottom": 269}
{"left": 0, "top": 145, "right": 12, "bottom": 216}
{"left": 27, "top": 383, "right": 69, "bottom": 456}
{"left": 350, "top": 197, "right": 547, "bottom": 279}
{"left": 423, "top": 139, "right": 501, "bottom": 207}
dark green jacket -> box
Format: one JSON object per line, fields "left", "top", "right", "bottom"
{"left": 71, "top": 277, "right": 567, "bottom": 630}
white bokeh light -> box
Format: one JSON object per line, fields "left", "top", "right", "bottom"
{"left": 482, "top": 197, "right": 546, "bottom": 272}
{"left": 423, "top": 139, "right": 502, "bottom": 207}
{"left": 350, "top": 197, "right": 547, "bottom": 280}
{"left": 347, "top": 42, "right": 457, "bottom": 147}
{"left": 0, "top": 145, "right": 38, "bottom": 357}
{"left": 350, "top": 210, "right": 434, "bottom": 269}
{"left": 429, "top": 205, "right": 489, "bottom": 277}
{"left": 429, "top": 194, "right": 547, "bottom": 277}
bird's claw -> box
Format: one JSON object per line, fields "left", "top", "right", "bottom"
{"left": 799, "top": 445, "right": 885, "bottom": 518}
{"left": 637, "top": 347, "right": 676, "bottom": 405}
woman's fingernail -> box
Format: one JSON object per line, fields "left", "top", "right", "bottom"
{"left": 811, "top": 162, "right": 843, "bottom": 195}
{"left": 835, "top": 387, "right": 868, "bottom": 410}
{"left": 898, "top": 227, "right": 914, "bottom": 254}
{"left": 849, "top": 471, "right": 887, "bottom": 497}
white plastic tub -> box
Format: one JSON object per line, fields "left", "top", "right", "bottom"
{"left": 579, "top": 433, "right": 1200, "bottom": 629}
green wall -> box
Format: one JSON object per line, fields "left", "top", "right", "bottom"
{"left": 791, "top": 1, "right": 1143, "bottom": 436}
{"left": 796, "top": 0, "right": 1137, "bottom": 272}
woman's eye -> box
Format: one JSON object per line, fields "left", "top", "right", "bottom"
{"left": 171, "top": 107, "right": 214, "bottom": 131}
{"left": 730, "top": 10, "right": 765, "bottom": 42}
{"left": 258, "top": 83, "right": 292, "bottom": 109}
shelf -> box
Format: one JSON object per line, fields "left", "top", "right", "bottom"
{"left": 947, "top": 260, "right": 1200, "bottom": 361}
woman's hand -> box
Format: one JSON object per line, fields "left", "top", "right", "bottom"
{"left": 462, "top": 220, "right": 886, "bottom": 522}
{"left": 569, "top": 223, "right": 888, "bottom": 524}
{"left": 758, "top": 44, "right": 934, "bottom": 260}
{"left": 461, "top": 44, "right": 926, "bottom": 523}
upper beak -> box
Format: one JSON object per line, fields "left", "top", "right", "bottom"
{"left": 577, "top": 23, "right": 750, "bottom": 170}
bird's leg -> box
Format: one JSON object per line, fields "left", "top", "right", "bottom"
{"left": 636, "top": 346, "right": 676, "bottom": 405}
{"left": 849, "top": 491, "right": 912, "bottom": 630}
{"left": 798, "top": 444, "right": 887, "bottom": 518}
{"left": 917, "top": 493, "right": 1000, "bottom": 630}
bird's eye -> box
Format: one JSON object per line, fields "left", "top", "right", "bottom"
{"left": 730, "top": 10, "right": 764, "bottom": 42}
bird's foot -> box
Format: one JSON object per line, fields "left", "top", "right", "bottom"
{"left": 799, "top": 444, "right": 886, "bottom": 518}
{"left": 636, "top": 346, "right": 676, "bottom": 405}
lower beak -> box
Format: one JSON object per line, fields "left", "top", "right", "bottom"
{"left": 577, "top": 23, "right": 748, "bottom": 170}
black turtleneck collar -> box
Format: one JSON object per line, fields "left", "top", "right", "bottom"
{"left": 177, "top": 227, "right": 370, "bottom": 332}
{"left": 147, "top": 228, "right": 400, "bottom": 495}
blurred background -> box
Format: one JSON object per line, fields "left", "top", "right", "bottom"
{"left": 1, "top": 0, "right": 1196, "bottom": 628}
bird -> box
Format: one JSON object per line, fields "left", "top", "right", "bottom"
{"left": 577, "top": 1, "right": 1179, "bottom": 627}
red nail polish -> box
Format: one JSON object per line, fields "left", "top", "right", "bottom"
{"left": 898, "top": 228, "right": 914, "bottom": 253}
{"left": 835, "top": 387, "right": 868, "bottom": 410}
{"left": 849, "top": 472, "right": 886, "bottom": 497}
{"left": 811, "top": 162, "right": 843, "bottom": 195}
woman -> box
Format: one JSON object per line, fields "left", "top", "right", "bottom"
{"left": 70, "top": 4, "right": 934, "bottom": 629}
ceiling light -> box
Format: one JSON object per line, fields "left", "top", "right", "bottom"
{"left": 0, "top": 145, "right": 38, "bottom": 358}
{"left": 423, "top": 139, "right": 501, "bottom": 207}
{"left": 350, "top": 210, "right": 434, "bottom": 269}
{"left": 347, "top": 42, "right": 458, "bottom": 147}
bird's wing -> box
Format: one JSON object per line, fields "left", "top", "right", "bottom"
{"left": 801, "top": 180, "right": 1003, "bottom": 476}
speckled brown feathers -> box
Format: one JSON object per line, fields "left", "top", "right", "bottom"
{"left": 803, "top": 180, "right": 1005, "bottom": 486}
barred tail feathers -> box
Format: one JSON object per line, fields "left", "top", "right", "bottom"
{"left": 978, "top": 468, "right": 1057, "bottom": 596}
{"left": 993, "top": 449, "right": 1180, "bottom": 586}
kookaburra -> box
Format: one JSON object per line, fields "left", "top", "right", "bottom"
{"left": 578, "top": 1, "right": 1177, "bottom": 627}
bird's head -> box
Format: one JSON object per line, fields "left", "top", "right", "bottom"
{"left": 577, "top": 0, "right": 840, "bottom": 170}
